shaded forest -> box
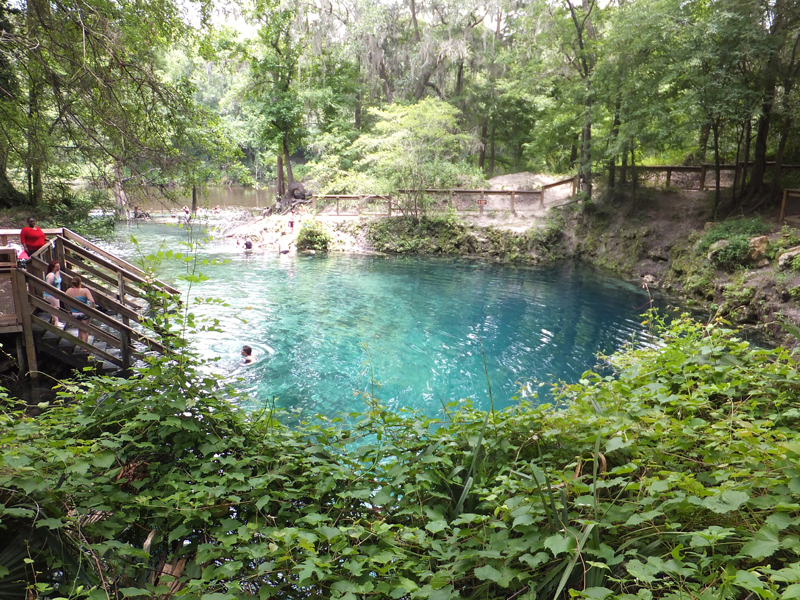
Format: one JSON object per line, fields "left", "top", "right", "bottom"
{"left": 0, "top": 0, "right": 798, "bottom": 214}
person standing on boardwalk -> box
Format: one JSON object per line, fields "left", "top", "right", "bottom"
{"left": 44, "top": 260, "right": 63, "bottom": 328}
{"left": 20, "top": 217, "right": 47, "bottom": 256}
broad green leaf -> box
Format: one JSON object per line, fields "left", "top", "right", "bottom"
{"left": 626, "top": 559, "right": 661, "bottom": 582}
{"left": 474, "top": 564, "right": 502, "bottom": 582}
{"left": 702, "top": 490, "right": 749, "bottom": 514}
{"left": 742, "top": 525, "right": 781, "bottom": 559}
{"left": 544, "top": 534, "right": 575, "bottom": 557}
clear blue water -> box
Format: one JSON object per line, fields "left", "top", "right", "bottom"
{"left": 109, "top": 222, "right": 661, "bottom": 418}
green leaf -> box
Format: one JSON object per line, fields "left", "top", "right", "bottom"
{"left": 625, "top": 510, "right": 663, "bottom": 526}
{"left": 36, "top": 518, "right": 66, "bottom": 530}
{"left": 580, "top": 587, "right": 614, "bottom": 599}
{"left": 544, "top": 533, "right": 575, "bottom": 557}
{"left": 733, "top": 570, "right": 765, "bottom": 592}
{"left": 474, "top": 564, "right": 502, "bottom": 582}
{"left": 626, "top": 559, "right": 661, "bottom": 583}
{"left": 742, "top": 525, "right": 781, "bottom": 559}
{"left": 426, "top": 520, "right": 448, "bottom": 534}
{"left": 702, "top": 490, "right": 749, "bottom": 514}
{"left": 605, "top": 437, "right": 630, "bottom": 453}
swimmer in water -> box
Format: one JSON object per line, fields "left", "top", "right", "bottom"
{"left": 242, "top": 345, "right": 254, "bottom": 364}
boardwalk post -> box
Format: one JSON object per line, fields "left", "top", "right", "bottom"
{"left": 510, "top": 191, "right": 516, "bottom": 215}
{"left": 666, "top": 169, "right": 672, "bottom": 187}
{"left": 14, "top": 269, "right": 38, "bottom": 380}
{"left": 312, "top": 196, "right": 317, "bottom": 214}
{"left": 336, "top": 197, "right": 340, "bottom": 216}
{"left": 699, "top": 165, "right": 707, "bottom": 191}
{"left": 479, "top": 190, "right": 485, "bottom": 217}
{"left": 388, "top": 196, "right": 392, "bottom": 216}
{"left": 781, "top": 189, "right": 789, "bottom": 223}
{"left": 121, "top": 329, "right": 131, "bottom": 370}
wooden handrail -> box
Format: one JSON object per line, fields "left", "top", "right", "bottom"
{"left": 61, "top": 229, "right": 180, "bottom": 295}
{"left": 28, "top": 254, "right": 144, "bottom": 316}
{"left": 25, "top": 272, "right": 165, "bottom": 355}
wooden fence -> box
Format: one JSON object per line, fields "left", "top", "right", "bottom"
{"left": 309, "top": 177, "right": 577, "bottom": 216}
{"left": 619, "top": 162, "right": 800, "bottom": 190}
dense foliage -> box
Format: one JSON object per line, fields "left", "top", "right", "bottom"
{"left": 3, "top": 315, "right": 800, "bottom": 599}
{"left": 2, "top": 0, "right": 799, "bottom": 210}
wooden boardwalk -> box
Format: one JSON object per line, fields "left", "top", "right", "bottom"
{"left": 0, "top": 228, "right": 178, "bottom": 380}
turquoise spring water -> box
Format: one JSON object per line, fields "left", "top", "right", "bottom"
{"left": 109, "top": 222, "right": 662, "bottom": 419}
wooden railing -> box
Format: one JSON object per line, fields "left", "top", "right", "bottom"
{"left": 0, "top": 228, "right": 177, "bottom": 379}
{"left": 310, "top": 178, "right": 577, "bottom": 216}
{"left": 617, "top": 162, "right": 800, "bottom": 190}
{"left": 780, "top": 189, "right": 800, "bottom": 225}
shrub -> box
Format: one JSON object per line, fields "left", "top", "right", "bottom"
{"left": 709, "top": 237, "right": 751, "bottom": 269}
{"left": 295, "top": 219, "right": 331, "bottom": 251}
{"left": 6, "top": 315, "right": 800, "bottom": 599}
{"left": 697, "top": 216, "right": 771, "bottom": 255}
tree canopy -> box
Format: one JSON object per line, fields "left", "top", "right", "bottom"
{"left": 0, "top": 0, "right": 798, "bottom": 208}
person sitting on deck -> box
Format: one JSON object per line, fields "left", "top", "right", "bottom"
{"left": 44, "top": 260, "right": 63, "bottom": 328}
{"left": 65, "top": 276, "right": 96, "bottom": 343}
{"left": 20, "top": 217, "right": 47, "bottom": 257}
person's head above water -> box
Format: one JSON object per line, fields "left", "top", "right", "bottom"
{"left": 241, "top": 345, "right": 254, "bottom": 364}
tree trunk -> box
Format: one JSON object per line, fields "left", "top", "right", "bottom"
{"left": 113, "top": 163, "right": 129, "bottom": 217}
{"left": 489, "top": 125, "right": 496, "bottom": 178}
{"left": 283, "top": 132, "right": 294, "bottom": 187}
{"left": 740, "top": 118, "right": 751, "bottom": 198}
{"left": 580, "top": 92, "right": 592, "bottom": 199}
{"left": 0, "top": 169, "right": 26, "bottom": 208}
{"left": 620, "top": 145, "right": 628, "bottom": 185}
{"left": 773, "top": 115, "right": 791, "bottom": 190}
{"left": 747, "top": 0, "right": 788, "bottom": 195}
{"left": 608, "top": 95, "right": 622, "bottom": 189}
{"left": 191, "top": 185, "right": 198, "bottom": 214}
{"left": 697, "top": 122, "right": 710, "bottom": 161}
{"left": 276, "top": 154, "right": 285, "bottom": 198}
{"left": 478, "top": 120, "right": 487, "bottom": 170}
{"left": 711, "top": 117, "right": 722, "bottom": 218}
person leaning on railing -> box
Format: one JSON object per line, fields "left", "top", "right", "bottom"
{"left": 20, "top": 217, "right": 47, "bottom": 257}
{"left": 65, "top": 276, "right": 96, "bottom": 343}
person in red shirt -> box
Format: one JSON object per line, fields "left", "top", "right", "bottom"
{"left": 20, "top": 217, "right": 46, "bottom": 256}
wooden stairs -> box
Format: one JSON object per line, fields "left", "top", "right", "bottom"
{"left": 0, "top": 227, "right": 179, "bottom": 380}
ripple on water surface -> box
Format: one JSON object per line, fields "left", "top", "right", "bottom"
{"left": 109, "top": 223, "right": 662, "bottom": 418}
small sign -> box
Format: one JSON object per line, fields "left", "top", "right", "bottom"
{"left": 477, "top": 198, "right": 487, "bottom": 205}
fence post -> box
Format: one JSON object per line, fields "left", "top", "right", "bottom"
{"left": 388, "top": 196, "right": 392, "bottom": 217}
{"left": 312, "top": 196, "right": 317, "bottom": 215}
{"left": 336, "top": 197, "right": 340, "bottom": 216}
{"left": 449, "top": 190, "right": 454, "bottom": 209}
{"left": 510, "top": 191, "right": 516, "bottom": 215}
{"left": 699, "top": 165, "right": 707, "bottom": 191}
{"left": 666, "top": 169, "right": 672, "bottom": 187}
{"left": 480, "top": 190, "right": 485, "bottom": 217}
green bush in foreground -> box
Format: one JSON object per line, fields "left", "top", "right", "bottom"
{"left": 2, "top": 315, "right": 800, "bottom": 599}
